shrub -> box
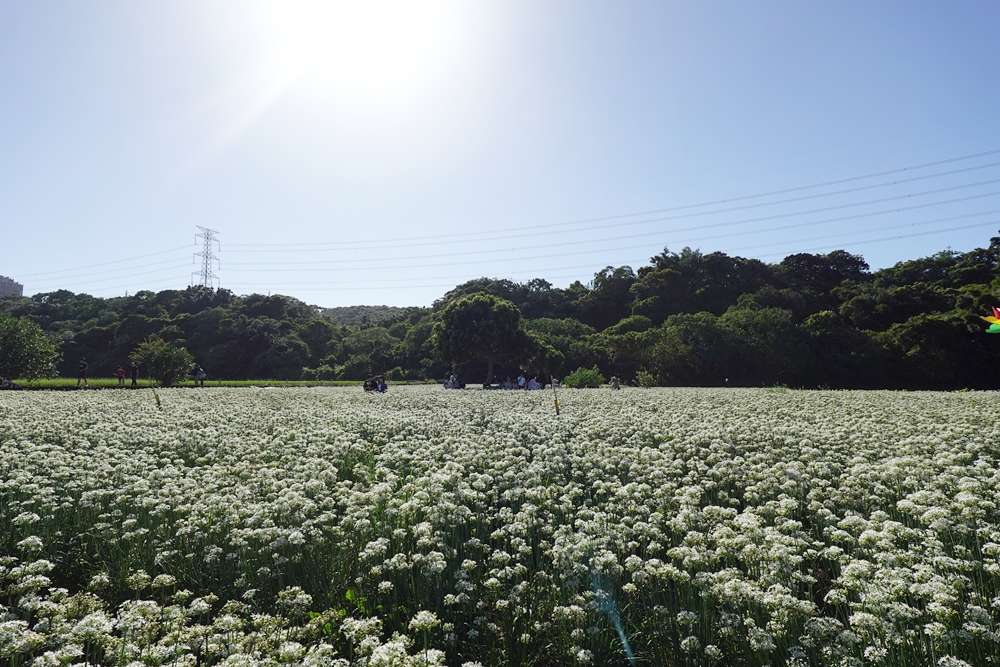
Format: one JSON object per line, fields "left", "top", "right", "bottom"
{"left": 302, "top": 365, "right": 337, "bottom": 381}
{"left": 563, "top": 365, "right": 606, "bottom": 388}
{"left": 0, "top": 313, "right": 58, "bottom": 380}
{"left": 129, "top": 336, "right": 194, "bottom": 386}
{"left": 636, "top": 369, "right": 657, "bottom": 387}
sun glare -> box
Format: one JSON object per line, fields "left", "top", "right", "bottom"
{"left": 267, "top": 1, "right": 460, "bottom": 104}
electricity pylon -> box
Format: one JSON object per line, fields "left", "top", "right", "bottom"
{"left": 192, "top": 227, "right": 220, "bottom": 288}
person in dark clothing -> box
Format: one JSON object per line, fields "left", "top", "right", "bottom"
{"left": 77, "top": 358, "right": 89, "bottom": 388}
{"left": 130, "top": 361, "right": 139, "bottom": 388}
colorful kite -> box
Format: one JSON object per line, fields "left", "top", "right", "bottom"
{"left": 980, "top": 306, "right": 1000, "bottom": 333}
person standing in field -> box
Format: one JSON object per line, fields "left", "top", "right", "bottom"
{"left": 130, "top": 361, "right": 139, "bottom": 388}
{"left": 77, "top": 358, "right": 89, "bottom": 388}
{"left": 196, "top": 365, "right": 207, "bottom": 387}
{"left": 115, "top": 366, "right": 126, "bottom": 388}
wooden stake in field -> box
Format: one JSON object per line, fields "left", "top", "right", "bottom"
{"left": 149, "top": 375, "right": 161, "bottom": 409}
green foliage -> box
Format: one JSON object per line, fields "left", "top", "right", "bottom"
{"left": 0, "top": 313, "right": 58, "bottom": 380}
{"left": 604, "top": 314, "right": 652, "bottom": 336}
{"left": 433, "top": 292, "right": 535, "bottom": 383}
{"left": 3, "top": 232, "right": 1000, "bottom": 388}
{"left": 563, "top": 365, "right": 606, "bottom": 388}
{"left": 635, "top": 369, "right": 657, "bottom": 387}
{"left": 320, "top": 304, "right": 419, "bottom": 327}
{"left": 576, "top": 265, "right": 636, "bottom": 330}
{"left": 523, "top": 318, "right": 603, "bottom": 374}
{"left": 129, "top": 336, "right": 194, "bottom": 386}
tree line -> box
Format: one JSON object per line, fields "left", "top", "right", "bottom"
{"left": 2, "top": 233, "right": 999, "bottom": 389}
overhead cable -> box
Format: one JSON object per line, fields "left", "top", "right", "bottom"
{"left": 229, "top": 149, "right": 1000, "bottom": 249}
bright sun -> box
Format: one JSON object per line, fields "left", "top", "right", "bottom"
{"left": 266, "top": 1, "right": 460, "bottom": 103}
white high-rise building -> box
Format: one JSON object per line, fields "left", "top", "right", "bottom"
{"left": 0, "top": 276, "right": 23, "bottom": 297}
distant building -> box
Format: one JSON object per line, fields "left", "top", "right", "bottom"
{"left": 0, "top": 275, "right": 23, "bottom": 297}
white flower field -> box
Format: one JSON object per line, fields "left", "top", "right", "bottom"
{"left": 1, "top": 387, "right": 999, "bottom": 667}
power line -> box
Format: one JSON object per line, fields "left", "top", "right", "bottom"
{"left": 23, "top": 145, "right": 1000, "bottom": 297}
{"left": 223, "top": 209, "right": 988, "bottom": 287}
{"left": 29, "top": 278, "right": 193, "bottom": 296}
{"left": 37, "top": 217, "right": 995, "bottom": 297}
{"left": 26, "top": 155, "right": 998, "bottom": 286}
{"left": 228, "top": 148, "right": 1000, "bottom": 249}
{"left": 209, "top": 221, "right": 1000, "bottom": 293}
{"left": 16, "top": 145, "right": 1000, "bottom": 285}
{"left": 228, "top": 182, "right": 1000, "bottom": 258}
{"left": 726, "top": 221, "right": 997, "bottom": 254}
{"left": 30, "top": 263, "right": 201, "bottom": 291}
{"left": 26, "top": 258, "right": 194, "bottom": 283}
{"left": 226, "top": 185, "right": 1000, "bottom": 268}
{"left": 18, "top": 245, "right": 192, "bottom": 278}
{"left": 230, "top": 124, "right": 1000, "bottom": 233}
{"left": 220, "top": 218, "right": 998, "bottom": 275}
{"left": 26, "top": 188, "right": 999, "bottom": 293}
{"left": 753, "top": 223, "right": 999, "bottom": 259}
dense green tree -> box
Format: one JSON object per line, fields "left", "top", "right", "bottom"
{"left": 523, "top": 318, "right": 603, "bottom": 374}
{"left": 296, "top": 319, "right": 341, "bottom": 367}
{"left": 321, "top": 305, "right": 420, "bottom": 327}
{"left": 397, "top": 318, "right": 441, "bottom": 378}
{"left": 3, "top": 232, "right": 1000, "bottom": 389}
{"left": 434, "top": 292, "right": 535, "bottom": 384}
{"left": 337, "top": 327, "right": 400, "bottom": 379}
{"left": 436, "top": 277, "right": 578, "bottom": 320}
{"left": 734, "top": 285, "right": 810, "bottom": 321}
{"left": 644, "top": 312, "right": 731, "bottom": 386}
{"left": 720, "top": 306, "right": 813, "bottom": 386}
{"left": 249, "top": 337, "right": 310, "bottom": 380}
{"left": 0, "top": 313, "right": 58, "bottom": 380}
{"left": 801, "top": 310, "right": 886, "bottom": 388}
{"left": 873, "top": 250, "right": 962, "bottom": 288}
{"left": 630, "top": 267, "right": 689, "bottom": 324}
{"left": 576, "top": 265, "right": 636, "bottom": 330}
{"left": 636, "top": 247, "right": 775, "bottom": 317}
{"left": 776, "top": 250, "right": 870, "bottom": 308}
{"left": 837, "top": 283, "right": 956, "bottom": 331}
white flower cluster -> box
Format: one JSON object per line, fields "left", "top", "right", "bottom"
{"left": 1, "top": 386, "right": 998, "bottom": 666}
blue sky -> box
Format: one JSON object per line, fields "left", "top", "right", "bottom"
{"left": 2, "top": 1, "right": 999, "bottom": 306}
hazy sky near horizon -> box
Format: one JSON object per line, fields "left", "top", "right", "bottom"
{"left": 2, "top": 1, "right": 999, "bottom": 306}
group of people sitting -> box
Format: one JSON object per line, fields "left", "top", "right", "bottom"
{"left": 363, "top": 374, "right": 388, "bottom": 392}
{"left": 481, "top": 373, "right": 545, "bottom": 390}
{"left": 442, "top": 375, "right": 464, "bottom": 389}
{"left": 496, "top": 373, "right": 545, "bottom": 390}
{"left": 0, "top": 377, "right": 20, "bottom": 390}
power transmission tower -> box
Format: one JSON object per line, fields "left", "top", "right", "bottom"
{"left": 192, "top": 227, "right": 221, "bottom": 288}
